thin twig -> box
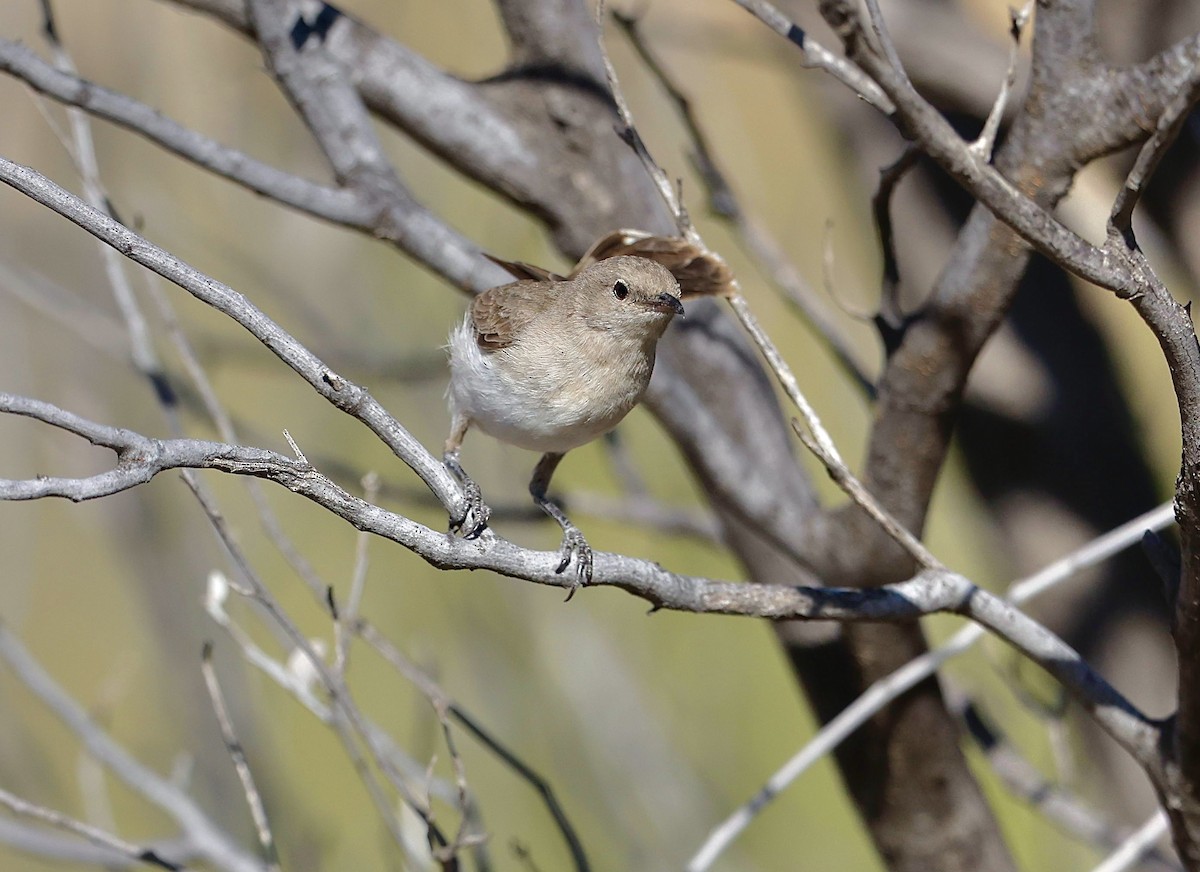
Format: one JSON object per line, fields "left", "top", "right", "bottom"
{"left": 957, "top": 697, "right": 1177, "bottom": 870}
{"left": 968, "top": 2, "right": 1033, "bottom": 162}
{"left": 1090, "top": 812, "right": 1171, "bottom": 872}
{"left": 184, "top": 476, "right": 450, "bottom": 864}
{"left": 791, "top": 417, "right": 938, "bottom": 568}
{"left": 860, "top": 0, "right": 906, "bottom": 82}
{"left": 335, "top": 471, "right": 379, "bottom": 675}
{"left": 1109, "top": 63, "right": 1200, "bottom": 245}
{"left": 614, "top": 10, "right": 874, "bottom": 395}
{"left": 199, "top": 643, "right": 280, "bottom": 871}
{"left": 428, "top": 704, "right": 487, "bottom": 864}
{"left": 358, "top": 623, "right": 590, "bottom": 872}
{"left": 0, "top": 623, "right": 262, "bottom": 872}
{"left": 870, "top": 146, "right": 919, "bottom": 351}
{"left": 0, "top": 786, "right": 183, "bottom": 871}
{"left": 727, "top": 0, "right": 893, "bottom": 113}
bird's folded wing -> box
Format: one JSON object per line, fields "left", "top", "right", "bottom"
{"left": 470, "top": 281, "right": 554, "bottom": 352}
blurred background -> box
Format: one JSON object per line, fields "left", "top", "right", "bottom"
{"left": 0, "top": 0, "right": 1196, "bottom": 869}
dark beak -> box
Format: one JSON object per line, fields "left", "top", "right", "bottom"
{"left": 644, "top": 292, "right": 685, "bottom": 316}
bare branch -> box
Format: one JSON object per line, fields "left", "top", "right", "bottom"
{"left": 0, "top": 38, "right": 364, "bottom": 223}
{"left": 0, "top": 786, "right": 183, "bottom": 871}
{"left": 967, "top": 3, "right": 1034, "bottom": 163}
{"left": 690, "top": 501, "right": 1175, "bottom": 868}
{"left": 1109, "top": 65, "right": 1200, "bottom": 245}
{"left": 199, "top": 644, "right": 279, "bottom": 871}
{"left": 358, "top": 622, "right": 589, "bottom": 872}
{"left": 1090, "top": 813, "right": 1172, "bottom": 872}
{"left": 727, "top": 0, "right": 893, "bottom": 113}
{"left": 0, "top": 624, "right": 263, "bottom": 872}
{"left": 613, "top": 11, "right": 874, "bottom": 395}
{"left": 958, "top": 700, "right": 1178, "bottom": 870}
{"left": 0, "top": 156, "right": 469, "bottom": 515}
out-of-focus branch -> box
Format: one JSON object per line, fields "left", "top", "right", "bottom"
{"left": 1091, "top": 813, "right": 1172, "bottom": 872}
{"left": 689, "top": 501, "right": 1176, "bottom": 868}
{"left": 0, "top": 787, "right": 182, "bottom": 872}
{"left": 0, "top": 36, "right": 501, "bottom": 293}
{"left": 199, "top": 644, "right": 279, "bottom": 872}
{"left": 164, "top": 0, "right": 539, "bottom": 194}
{"left": 0, "top": 38, "right": 363, "bottom": 222}
{"left": 0, "top": 818, "right": 191, "bottom": 869}
{"left": 728, "top": 0, "right": 892, "bottom": 113}
{"left": 191, "top": 490, "right": 457, "bottom": 865}
{"left": 202, "top": 575, "right": 470, "bottom": 864}
{"left": 957, "top": 701, "right": 1179, "bottom": 871}
{"left": 494, "top": 0, "right": 605, "bottom": 76}
{"left": 357, "top": 623, "right": 589, "bottom": 872}
{"left": 0, "top": 624, "right": 264, "bottom": 872}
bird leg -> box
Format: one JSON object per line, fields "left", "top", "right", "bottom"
{"left": 530, "top": 451, "right": 592, "bottom": 599}
{"left": 443, "top": 418, "right": 490, "bottom": 539}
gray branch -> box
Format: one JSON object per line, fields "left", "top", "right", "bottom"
{"left": 0, "top": 624, "right": 264, "bottom": 872}
{"left": 0, "top": 155, "right": 471, "bottom": 517}
{"left": 0, "top": 391, "right": 1162, "bottom": 769}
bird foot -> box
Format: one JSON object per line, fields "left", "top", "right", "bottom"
{"left": 444, "top": 454, "right": 491, "bottom": 539}
{"left": 555, "top": 525, "right": 593, "bottom": 601}
{"left": 450, "top": 479, "right": 491, "bottom": 540}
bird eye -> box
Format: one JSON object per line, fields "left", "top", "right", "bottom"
{"left": 612, "top": 280, "right": 629, "bottom": 300}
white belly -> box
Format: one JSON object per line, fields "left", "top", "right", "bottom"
{"left": 446, "top": 317, "right": 653, "bottom": 453}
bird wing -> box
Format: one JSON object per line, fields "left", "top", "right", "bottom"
{"left": 483, "top": 253, "right": 566, "bottom": 283}
{"left": 470, "top": 280, "right": 555, "bottom": 352}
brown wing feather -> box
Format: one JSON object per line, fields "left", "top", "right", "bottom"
{"left": 470, "top": 280, "right": 555, "bottom": 352}
{"left": 483, "top": 253, "right": 565, "bottom": 282}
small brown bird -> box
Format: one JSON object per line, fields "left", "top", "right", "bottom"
{"left": 444, "top": 254, "right": 684, "bottom": 594}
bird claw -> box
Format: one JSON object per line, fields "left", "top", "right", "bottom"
{"left": 449, "top": 479, "right": 491, "bottom": 539}
{"left": 554, "top": 526, "right": 593, "bottom": 601}
{"left": 445, "top": 454, "right": 491, "bottom": 539}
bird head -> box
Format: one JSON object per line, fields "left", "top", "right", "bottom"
{"left": 569, "top": 255, "right": 684, "bottom": 335}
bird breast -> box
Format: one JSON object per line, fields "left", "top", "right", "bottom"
{"left": 447, "top": 315, "right": 657, "bottom": 453}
